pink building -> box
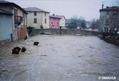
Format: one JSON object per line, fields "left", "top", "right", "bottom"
{"left": 49, "top": 14, "right": 61, "bottom": 29}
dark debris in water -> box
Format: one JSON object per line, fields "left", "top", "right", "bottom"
{"left": 78, "top": 56, "right": 84, "bottom": 58}
{"left": 0, "top": 69, "right": 8, "bottom": 75}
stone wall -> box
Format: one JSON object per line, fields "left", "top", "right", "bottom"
{"left": 35, "top": 29, "right": 100, "bottom": 36}
{"left": 19, "top": 28, "right": 28, "bottom": 39}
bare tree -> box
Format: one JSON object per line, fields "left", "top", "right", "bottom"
{"left": 90, "top": 19, "right": 100, "bottom": 30}
{"left": 67, "top": 16, "right": 87, "bottom": 29}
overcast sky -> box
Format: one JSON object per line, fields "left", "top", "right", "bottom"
{"left": 6, "top": 0, "right": 115, "bottom": 21}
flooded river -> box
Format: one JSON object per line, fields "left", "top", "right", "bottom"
{"left": 0, "top": 35, "right": 119, "bottom": 81}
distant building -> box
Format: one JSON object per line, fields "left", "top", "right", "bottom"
{"left": 57, "top": 15, "right": 66, "bottom": 29}
{"left": 99, "top": 6, "right": 119, "bottom": 32}
{"left": 65, "top": 19, "right": 71, "bottom": 27}
{"left": 49, "top": 14, "right": 61, "bottom": 29}
{"left": 0, "top": 1, "right": 28, "bottom": 41}
{"left": 25, "top": 7, "right": 50, "bottom": 29}
{"left": 86, "top": 21, "right": 92, "bottom": 28}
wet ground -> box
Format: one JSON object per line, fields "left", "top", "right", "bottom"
{"left": 0, "top": 35, "right": 119, "bottom": 81}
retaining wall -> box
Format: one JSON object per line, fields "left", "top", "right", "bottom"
{"left": 35, "top": 29, "right": 100, "bottom": 36}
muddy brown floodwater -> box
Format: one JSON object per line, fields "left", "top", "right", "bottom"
{"left": 0, "top": 35, "right": 119, "bottom": 81}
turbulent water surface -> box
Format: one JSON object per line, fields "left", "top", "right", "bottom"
{"left": 0, "top": 35, "right": 119, "bottom": 81}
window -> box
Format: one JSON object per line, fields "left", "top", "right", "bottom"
{"left": 14, "top": 9, "right": 18, "bottom": 16}
{"left": 57, "top": 22, "right": 59, "bottom": 27}
{"left": 53, "top": 25, "right": 55, "bottom": 28}
{"left": 34, "top": 12, "right": 37, "bottom": 16}
{"left": 34, "top": 18, "right": 37, "bottom": 23}
{"left": 45, "top": 18, "right": 47, "bottom": 24}
{"left": 106, "top": 19, "right": 109, "bottom": 25}
{"left": 106, "top": 11, "right": 109, "bottom": 15}
{"left": 51, "top": 22, "right": 53, "bottom": 25}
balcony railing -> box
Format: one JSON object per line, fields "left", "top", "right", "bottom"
{"left": 15, "top": 16, "right": 23, "bottom": 25}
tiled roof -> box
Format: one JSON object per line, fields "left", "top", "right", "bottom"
{"left": 100, "top": 6, "right": 119, "bottom": 12}
{"left": 0, "top": 1, "right": 13, "bottom": 3}
{"left": 0, "top": 8, "right": 13, "bottom": 15}
{"left": 50, "top": 15, "right": 61, "bottom": 19}
{"left": 25, "top": 7, "right": 49, "bottom": 13}
{"left": 0, "top": 1, "right": 27, "bottom": 14}
{"left": 56, "top": 15, "right": 65, "bottom": 19}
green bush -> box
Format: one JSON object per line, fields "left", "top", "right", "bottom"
{"left": 27, "top": 26, "right": 36, "bottom": 36}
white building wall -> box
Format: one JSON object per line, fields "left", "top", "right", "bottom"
{"left": 27, "top": 12, "right": 49, "bottom": 29}
{"left": 42, "top": 13, "right": 49, "bottom": 29}
{"left": 60, "top": 17, "right": 66, "bottom": 29}
{"left": 27, "top": 12, "right": 42, "bottom": 29}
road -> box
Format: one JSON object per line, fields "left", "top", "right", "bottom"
{"left": 0, "top": 35, "right": 119, "bottom": 81}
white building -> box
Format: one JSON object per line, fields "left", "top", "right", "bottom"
{"left": 25, "top": 7, "right": 50, "bottom": 29}
{"left": 57, "top": 15, "right": 66, "bottom": 29}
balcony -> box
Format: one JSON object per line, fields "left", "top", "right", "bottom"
{"left": 15, "top": 16, "right": 23, "bottom": 25}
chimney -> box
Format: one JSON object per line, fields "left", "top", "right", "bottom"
{"left": 102, "top": 4, "right": 104, "bottom": 9}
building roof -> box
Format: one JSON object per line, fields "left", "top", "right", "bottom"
{"left": 50, "top": 15, "right": 61, "bottom": 19}
{"left": 24, "top": 7, "right": 49, "bottom": 13}
{"left": 0, "top": 1, "right": 27, "bottom": 14}
{"left": 56, "top": 15, "right": 65, "bottom": 19}
{"left": 0, "top": 8, "right": 13, "bottom": 15}
{"left": 100, "top": 6, "right": 119, "bottom": 12}
{"left": 50, "top": 14, "right": 63, "bottom": 19}
{"left": 0, "top": 1, "right": 11, "bottom": 3}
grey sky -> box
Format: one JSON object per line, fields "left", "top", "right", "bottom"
{"left": 6, "top": 0, "right": 114, "bottom": 21}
